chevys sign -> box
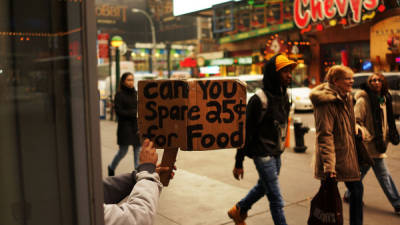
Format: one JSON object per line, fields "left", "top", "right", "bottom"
{"left": 294, "top": 0, "right": 379, "bottom": 29}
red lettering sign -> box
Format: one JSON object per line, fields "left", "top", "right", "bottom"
{"left": 363, "top": 0, "right": 379, "bottom": 10}
{"left": 311, "top": 0, "right": 324, "bottom": 22}
{"left": 294, "top": 0, "right": 311, "bottom": 29}
{"left": 98, "top": 33, "right": 109, "bottom": 59}
{"left": 324, "top": 0, "right": 336, "bottom": 19}
{"left": 349, "top": 0, "right": 362, "bottom": 22}
{"left": 335, "top": 0, "right": 348, "bottom": 16}
{"left": 293, "top": 0, "right": 379, "bottom": 29}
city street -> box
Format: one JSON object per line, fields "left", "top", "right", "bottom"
{"left": 100, "top": 112, "right": 400, "bottom": 225}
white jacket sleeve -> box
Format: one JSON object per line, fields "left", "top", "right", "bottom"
{"left": 103, "top": 171, "right": 163, "bottom": 225}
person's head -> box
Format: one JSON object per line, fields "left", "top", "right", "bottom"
{"left": 119, "top": 72, "right": 134, "bottom": 90}
{"left": 262, "top": 54, "right": 296, "bottom": 95}
{"left": 325, "top": 65, "right": 354, "bottom": 94}
{"left": 275, "top": 54, "right": 296, "bottom": 86}
{"left": 367, "top": 73, "right": 387, "bottom": 95}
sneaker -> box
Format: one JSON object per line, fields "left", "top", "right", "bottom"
{"left": 108, "top": 166, "right": 115, "bottom": 176}
{"left": 227, "top": 205, "right": 247, "bottom": 225}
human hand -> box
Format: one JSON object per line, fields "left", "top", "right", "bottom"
{"left": 156, "top": 164, "right": 177, "bottom": 179}
{"left": 325, "top": 172, "right": 337, "bottom": 182}
{"left": 139, "top": 139, "right": 158, "bottom": 165}
{"left": 233, "top": 168, "right": 244, "bottom": 180}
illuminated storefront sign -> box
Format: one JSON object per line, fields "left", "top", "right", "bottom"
{"left": 210, "top": 57, "right": 253, "bottom": 66}
{"left": 293, "top": 0, "right": 379, "bottom": 29}
{"left": 210, "top": 58, "right": 234, "bottom": 66}
{"left": 96, "top": 4, "right": 128, "bottom": 24}
{"left": 237, "top": 57, "right": 252, "bottom": 65}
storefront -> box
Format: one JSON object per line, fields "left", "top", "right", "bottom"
{"left": 295, "top": 0, "right": 398, "bottom": 84}
{"left": 131, "top": 43, "right": 194, "bottom": 76}
{"left": 207, "top": 56, "right": 254, "bottom": 76}
{"left": 213, "top": 0, "right": 312, "bottom": 85}
{"left": 370, "top": 12, "right": 400, "bottom": 72}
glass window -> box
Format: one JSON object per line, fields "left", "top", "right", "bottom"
{"left": 0, "top": 1, "right": 101, "bottom": 224}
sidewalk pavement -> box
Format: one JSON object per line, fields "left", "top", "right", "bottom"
{"left": 100, "top": 119, "right": 400, "bottom": 225}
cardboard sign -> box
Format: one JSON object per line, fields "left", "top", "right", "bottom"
{"left": 138, "top": 79, "right": 246, "bottom": 151}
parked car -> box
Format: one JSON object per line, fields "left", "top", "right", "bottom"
{"left": 353, "top": 72, "right": 400, "bottom": 117}
{"left": 287, "top": 84, "right": 313, "bottom": 111}
{"left": 237, "top": 74, "right": 263, "bottom": 102}
{"left": 199, "top": 74, "right": 313, "bottom": 112}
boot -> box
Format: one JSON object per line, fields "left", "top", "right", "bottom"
{"left": 227, "top": 204, "right": 247, "bottom": 225}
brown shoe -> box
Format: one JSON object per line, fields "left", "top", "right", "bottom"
{"left": 228, "top": 205, "right": 247, "bottom": 225}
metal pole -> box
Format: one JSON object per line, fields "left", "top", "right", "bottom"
{"left": 115, "top": 47, "right": 120, "bottom": 93}
{"left": 108, "top": 41, "right": 114, "bottom": 120}
{"left": 132, "top": 8, "right": 156, "bottom": 74}
{"left": 166, "top": 42, "right": 171, "bottom": 78}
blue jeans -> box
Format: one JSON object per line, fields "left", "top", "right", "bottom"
{"left": 345, "top": 158, "right": 400, "bottom": 209}
{"left": 237, "top": 155, "right": 287, "bottom": 225}
{"left": 109, "top": 144, "right": 141, "bottom": 170}
{"left": 345, "top": 181, "right": 363, "bottom": 225}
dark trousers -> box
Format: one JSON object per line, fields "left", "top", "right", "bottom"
{"left": 345, "top": 181, "right": 363, "bottom": 225}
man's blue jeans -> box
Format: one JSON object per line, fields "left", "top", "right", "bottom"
{"left": 110, "top": 144, "right": 141, "bottom": 170}
{"left": 237, "top": 155, "right": 287, "bottom": 225}
{"left": 345, "top": 158, "right": 400, "bottom": 209}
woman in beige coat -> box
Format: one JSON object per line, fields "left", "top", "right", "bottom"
{"left": 309, "top": 65, "right": 363, "bottom": 225}
{"left": 343, "top": 73, "right": 400, "bottom": 215}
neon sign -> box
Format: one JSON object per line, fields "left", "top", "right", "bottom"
{"left": 294, "top": 0, "right": 379, "bottom": 29}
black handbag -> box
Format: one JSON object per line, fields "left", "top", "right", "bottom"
{"left": 355, "top": 134, "right": 374, "bottom": 167}
{"left": 389, "top": 126, "right": 400, "bottom": 145}
{"left": 308, "top": 180, "right": 343, "bottom": 225}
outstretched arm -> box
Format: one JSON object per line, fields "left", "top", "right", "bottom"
{"left": 104, "top": 139, "right": 162, "bottom": 225}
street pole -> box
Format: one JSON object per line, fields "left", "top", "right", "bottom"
{"left": 108, "top": 40, "right": 114, "bottom": 121}
{"left": 115, "top": 46, "right": 120, "bottom": 92}
{"left": 131, "top": 8, "right": 156, "bottom": 74}
{"left": 111, "top": 35, "right": 123, "bottom": 121}
{"left": 166, "top": 42, "right": 171, "bottom": 78}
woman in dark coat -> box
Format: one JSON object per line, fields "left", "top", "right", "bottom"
{"left": 108, "top": 72, "right": 141, "bottom": 176}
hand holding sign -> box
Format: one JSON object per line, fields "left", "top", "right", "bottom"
{"left": 138, "top": 79, "right": 246, "bottom": 186}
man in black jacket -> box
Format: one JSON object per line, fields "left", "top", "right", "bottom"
{"left": 228, "top": 54, "right": 296, "bottom": 225}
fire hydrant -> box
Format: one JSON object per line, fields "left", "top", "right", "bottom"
{"left": 293, "top": 118, "right": 309, "bottom": 153}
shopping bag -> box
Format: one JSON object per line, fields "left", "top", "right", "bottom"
{"left": 307, "top": 180, "right": 343, "bottom": 225}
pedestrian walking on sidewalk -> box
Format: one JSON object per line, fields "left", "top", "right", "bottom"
{"left": 343, "top": 73, "right": 400, "bottom": 215}
{"left": 108, "top": 72, "right": 141, "bottom": 176}
{"left": 228, "top": 54, "right": 296, "bottom": 225}
{"left": 309, "top": 65, "right": 363, "bottom": 225}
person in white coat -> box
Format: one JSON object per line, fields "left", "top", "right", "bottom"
{"left": 103, "top": 139, "right": 167, "bottom": 225}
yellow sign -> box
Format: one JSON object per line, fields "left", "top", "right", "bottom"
{"left": 96, "top": 4, "right": 128, "bottom": 23}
